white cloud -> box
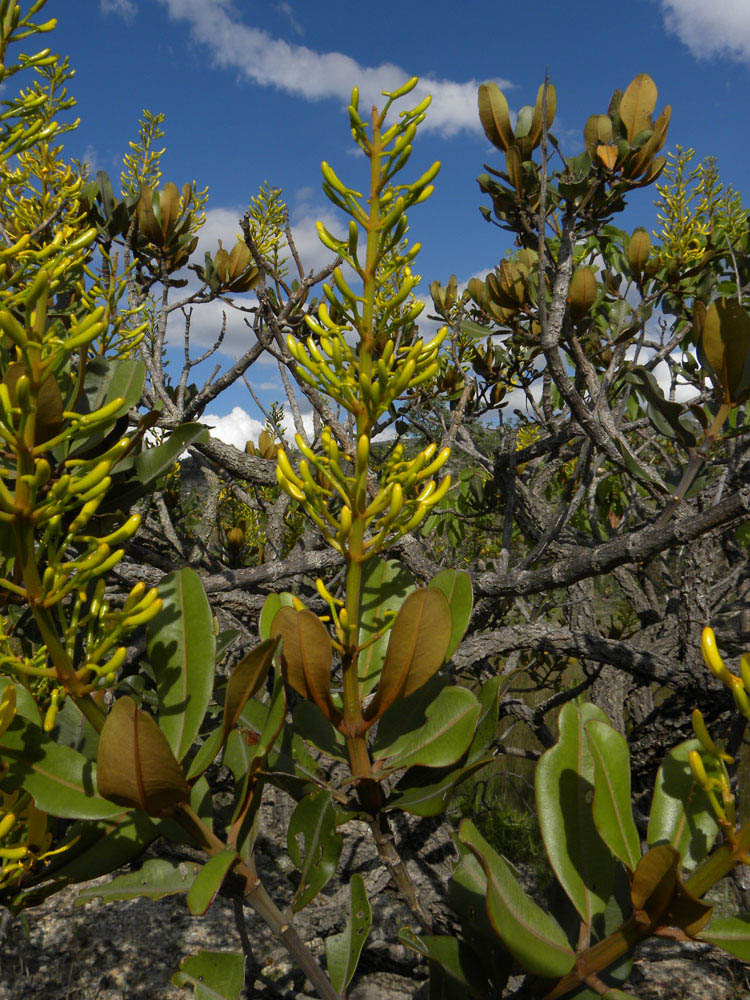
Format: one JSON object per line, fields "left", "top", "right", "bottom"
{"left": 659, "top": 0, "right": 750, "bottom": 60}
{"left": 203, "top": 405, "right": 315, "bottom": 448}
{"left": 100, "top": 0, "right": 137, "bottom": 18}
{"left": 157, "top": 0, "right": 509, "bottom": 136}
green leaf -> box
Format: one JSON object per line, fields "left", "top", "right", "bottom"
{"left": 358, "top": 557, "right": 414, "bottom": 697}
{"left": 466, "top": 675, "right": 501, "bottom": 764}
{"left": 0, "top": 715, "right": 122, "bottom": 820}
{"left": 602, "top": 992, "right": 642, "bottom": 999}
{"left": 172, "top": 950, "right": 245, "bottom": 1000}
{"left": 428, "top": 569, "right": 473, "bottom": 661}
{"left": 148, "top": 567, "right": 216, "bottom": 762}
{"left": 136, "top": 423, "right": 208, "bottom": 486}
{"left": 647, "top": 738, "right": 721, "bottom": 870}
{"left": 386, "top": 758, "right": 489, "bottom": 817}
{"left": 399, "top": 929, "right": 490, "bottom": 998}
{"left": 325, "top": 873, "right": 372, "bottom": 993}
{"left": 535, "top": 702, "right": 613, "bottom": 924}
{"left": 287, "top": 789, "right": 343, "bottom": 911}
{"left": 77, "top": 858, "right": 200, "bottom": 906}
{"left": 186, "top": 728, "right": 224, "bottom": 782}
{"left": 375, "top": 686, "right": 480, "bottom": 772}
{"left": 293, "top": 701, "right": 347, "bottom": 761}
{"left": 458, "top": 819, "right": 575, "bottom": 978}
{"left": 699, "top": 914, "right": 750, "bottom": 960}
{"left": 586, "top": 720, "right": 641, "bottom": 872}
{"left": 188, "top": 849, "right": 238, "bottom": 916}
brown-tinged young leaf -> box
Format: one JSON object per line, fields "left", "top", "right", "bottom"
{"left": 505, "top": 146, "right": 523, "bottom": 199}
{"left": 2, "top": 362, "right": 63, "bottom": 446}
{"left": 364, "top": 588, "right": 451, "bottom": 721}
{"left": 97, "top": 697, "right": 190, "bottom": 817}
{"left": 584, "top": 114, "right": 613, "bottom": 153}
{"left": 596, "top": 144, "right": 619, "bottom": 170}
{"left": 159, "top": 181, "right": 180, "bottom": 237}
{"left": 631, "top": 844, "right": 712, "bottom": 935}
{"left": 528, "top": 82, "right": 557, "bottom": 148}
{"left": 701, "top": 298, "right": 750, "bottom": 403}
{"left": 477, "top": 82, "right": 514, "bottom": 151}
{"left": 270, "top": 607, "right": 339, "bottom": 722}
{"left": 619, "top": 74, "right": 658, "bottom": 140}
{"left": 222, "top": 637, "right": 280, "bottom": 743}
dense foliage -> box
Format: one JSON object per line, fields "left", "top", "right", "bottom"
{"left": 0, "top": 3, "right": 749, "bottom": 998}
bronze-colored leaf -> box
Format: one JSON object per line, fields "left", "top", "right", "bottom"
{"left": 567, "top": 266, "right": 597, "bottom": 321}
{"left": 223, "top": 637, "right": 279, "bottom": 742}
{"left": 631, "top": 844, "right": 712, "bottom": 935}
{"left": 136, "top": 188, "right": 163, "bottom": 246}
{"left": 528, "top": 82, "right": 557, "bottom": 148}
{"left": 270, "top": 607, "right": 338, "bottom": 722}
{"left": 596, "top": 144, "right": 618, "bottom": 170}
{"left": 628, "top": 228, "right": 652, "bottom": 276}
{"left": 584, "top": 114, "right": 613, "bottom": 153}
{"left": 505, "top": 146, "right": 524, "bottom": 199}
{"left": 2, "top": 362, "right": 63, "bottom": 447}
{"left": 160, "top": 182, "right": 181, "bottom": 238}
{"left": 227, "top": 239, "right": 251, "bottom": 280}
{"left": 619, "top": 74, "right": 658, "bottom": 141}
{"left": 364, "top": 588, "right": 451, "bottom": 722}
{"left": 477, "top": 82, "right": 514, "bottom": 152}
{"left": 97, "top": 697, "right": 190, "bottom": 817}
{"left": 701, "top": 298, "right": 750, "bottom": 403}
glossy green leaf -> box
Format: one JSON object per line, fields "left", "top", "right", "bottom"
{"left": 428, "top": 569, "right": 473, "bottom": 660}
{"left": 325, "top": 873, "right": 372, "bottom": 993}
{"left": 399, "top": 929, "right": 490, "bottom": 997}
{"left": 458, "top": 819, "right": 575, "bottom": 978}
{"left": 186, "top": 728, "right": 224, "bottom": 782}
{"left": 148, "top": 567, "right": 216, "bottom": 762}
{"left": 172, "top": 950, "right": 244, "bottom": 1000}
{"left": 587, "top": 720, "right": 641, "bottom": 872}
{"left": 293, "top": 701, "right": 347, "bottom": 761}
{"left": 358, "top": 557, "right": 414, "bottom": 696}
{"left": 136, "top": 422, "right": 208, "bottom": 485}
{"left": 602, "top": 991, "right": 642, "bottom": 999}
{"left": 375, "top": 686, "right": 480, "bottom": 772}
{"left": 535, "top": 702, "right": 613, "bottom": 924}
{"left": 188, "top": 849, "right": 238, "bottom": 916}
{"left": 386, "top": 757, "right": 489, "bottom": 817}
{"left": 77, "top": 858, "right": 200, "bottom": 906}
{"left": 0, "top": 714, "right": 122, "bottom": 820}
{"left": 699, "top": 914, "right": 750, "bottom": 960}
{"left": 466, "top": 675, "right": 501, "bottom": 764}
{"left": 287, "top": 789, "right": 343, "bottom": 911}
{"left": 647, "top": 738, "right": 720, "bottom": 870}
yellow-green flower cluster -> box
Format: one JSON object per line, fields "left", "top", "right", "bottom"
{"left": 275, "top": 78, "right": 453, "bottom": 561}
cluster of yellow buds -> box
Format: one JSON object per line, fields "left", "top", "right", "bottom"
{"left": 688, "top": 627, "right": 750, "bottom": 845}
{"left": 0, "top": 685, "right": 71, "bottom": 887}
{"left": 276, "top": 79, "right": 453, "bottom": 562}
{"left": 276, "top": 429, "right": 450, "bottom": 558}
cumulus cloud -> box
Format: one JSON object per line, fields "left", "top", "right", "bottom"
{"left": 156, "top": 0, "right": 508, "bottom": 136}
{"left": 659, "top": 0, "right": 750, "bottom": 60}
{"left": 203, "top": 405, "right": 314, "bottom": 449}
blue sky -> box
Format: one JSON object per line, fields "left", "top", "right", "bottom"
{"left": 39, "top": 0, "right": 750, "bottom": 445}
